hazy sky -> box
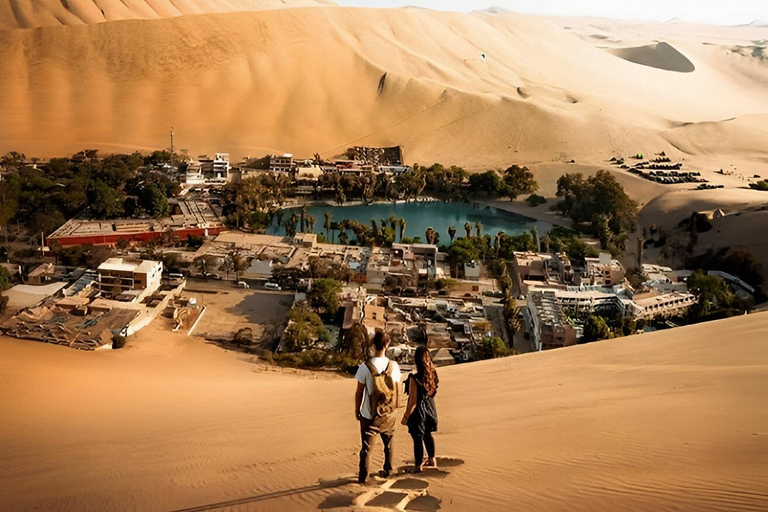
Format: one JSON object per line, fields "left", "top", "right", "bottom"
{"left": 336, "top": 1, "right": 768, "bottom": 26}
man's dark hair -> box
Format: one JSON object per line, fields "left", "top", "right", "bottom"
{"left": 372, "top": 330, "right": 390, "bottom": 352}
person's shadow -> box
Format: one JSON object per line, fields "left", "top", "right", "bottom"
{"left": 165, "top": 476, "right": 357, "bottom": 512}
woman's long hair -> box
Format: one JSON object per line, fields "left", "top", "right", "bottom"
{"left": 415, "top": 346, "right": 439, "bottom": 396}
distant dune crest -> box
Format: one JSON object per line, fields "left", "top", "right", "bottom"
{"left": 0, "top": 0, "right": 335, "bottom": 29}
{"left": 608, "top": 42, "right": 696, "bottom": 73}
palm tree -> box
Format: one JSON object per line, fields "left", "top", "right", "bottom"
{"left": 283, "top": 218, "right": 296, "bottom": 237}
{"left": 448, "top": 225, "right": 457, "bottom": 242}
{"left": 425, "top": 227, "right": 436, "bottom": 245}
{"left": 371, "top": 219, "right": 378, "bottom": 238}
{"left": 330, "top": 221, "right": 338, "bottom": 244}
{"left": 306, "top": 214, "right": 316, "bottom": 233}
{"left": 475, "top": 221, "right": 483, "bottom": 238}
{"left": 300, "top": 206, "right": 307, "bottom": 232}
{"left": 464, "top": 222, "right": 472, "bottom": 239}
{"left": 324, "top": 212, "right": 332, "bottom": 240}
{"left": 389, "top": 214, "right": 398, "bottom": 231}
{"left": 531, "top": 226, "right": 539, "bottom": 252}
{"left": 290, "top": 212, "right": 298, "bottom": 234}
{"left": 399, "top": 218, "right": 407, "bottom": 241}
{"left": 338, "top": 231, "right": 349, "bottom": 245}
{"left": 541, "top": 234, "right": 551, "bottom": 254}
{"left": 495, "top": 231, "right": 504, "bottom": 256}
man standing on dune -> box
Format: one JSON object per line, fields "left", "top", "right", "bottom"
{"left": 355, "top": 331, "right": 401, "bottom": 483}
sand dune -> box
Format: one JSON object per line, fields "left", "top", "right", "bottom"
{"left": 665, "top": 115, "right": 768, "bottom": 158}
{"left": 608, "top": 42, "right": 696, "bottom": 72}
{"left": 1, "top": 8, "right": 767, "bottom": 166}
{"left": 696, "top": 209, "right": 768, "bottom": 282}
{"left": 639, "top": 187, "right": 768, "bottom": 230}
{"left": 1, "top": 313, "right": 767, "bottom": 511}
{"left": 0, "top": 0, "right": 335, "bottom": 30}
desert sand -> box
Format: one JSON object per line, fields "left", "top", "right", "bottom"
{"left": 1, "top": 4, "right": 767, "bottom": 169}
{"left": 2, "top": 313, "right": 768, "bottom": 511}
{"left": 0, "top": 0, "right": 335, "bottom": 30}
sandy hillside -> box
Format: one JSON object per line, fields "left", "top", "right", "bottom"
{"left": 0, "top": 0, "right": 336, "bottom": 30}
{"left": 0, "top": 7, "right": 767, "bottom": 168}
{"left": 1, "top": 314, "right": 768, "bottom": 511}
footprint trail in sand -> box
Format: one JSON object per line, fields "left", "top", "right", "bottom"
{"left": 318, "top": 457, "right": 465, "bottom": 511}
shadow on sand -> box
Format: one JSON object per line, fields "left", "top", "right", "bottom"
{"left": 166, "top": 476, "right": 357, "bottom": 512}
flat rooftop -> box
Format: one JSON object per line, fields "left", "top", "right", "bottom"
{"left": 49, "top": 200, "right": 223, "bottom": 239}
{"left": 99, "top": 258, "right": 160, "bottom": 274}
{"left": 634, "top": 292, "right": 695, "bottom": 308}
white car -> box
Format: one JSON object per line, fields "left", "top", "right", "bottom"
{"left": 264, "top": 282, "right": 281, "bottom": 291}
{"left": 237, "top": 281, "right": 250, "bottom": 289}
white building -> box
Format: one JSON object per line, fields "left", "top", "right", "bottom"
{"left": 626, "top": 292, "right": 697, "bottom": 320}
{"left": 187, "top": 153, "right": 231, "bottom": 185}
{"left": 578, "top": 253, "right": 625, "bottom": 287}
{"left": 464, "top": 260, "right": 481, "bottom": 281}
{"left": 185, "top": 161, "right": 205, "bottom": 186}
{"left": 97, "top": 258, "right": 163, "bottom": 302}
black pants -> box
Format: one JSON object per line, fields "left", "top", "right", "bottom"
{"left": 359, "top": 417, "right": 395, "bottom": 482}
{"left": 411, "top": 431, "right": 436, "bottom": 467}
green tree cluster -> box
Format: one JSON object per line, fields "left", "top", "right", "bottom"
{"left": 282, "top": 302, "right": 331, "bottom": 352}
{"left": 307, "top": 278, "right": 344, "bottom": 315}
{"left": 556, "top": 171, "right": 638, "bottom": 254}
{"left": 476, "top": 336, "right": 513, "bottom": 359}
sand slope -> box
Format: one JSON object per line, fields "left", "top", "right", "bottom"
{"left": 0, "top": 0, "right": 335, "bottom": 30}
{"left": 1, "top": 313, "right": 767, "bottom": 511}
{"left": 1, "top": 8, "right": 767, "bottom": 166}
{"left": 608, "top": 41, "right": 696, "bottom": 72}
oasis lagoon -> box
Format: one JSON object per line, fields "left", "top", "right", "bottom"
{"left": 269, "top": 201, "right": 551, "bottom": 242}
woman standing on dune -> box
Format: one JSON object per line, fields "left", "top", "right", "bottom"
{"left": 401, "top": 346, "right": 439, "bottom": 472}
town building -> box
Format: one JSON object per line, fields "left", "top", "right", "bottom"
{"left": 26, "top": 263, "right": 62, "bottom": 285}
{"left": 47, "top": 200, "right": 225, "bottom": 247}
{"left": 97, "top": 258, "right": 163, "bottom": 302}
{"left": 184, "top": 161, "right": 205, "bottom": 186}
{"left": 626, "top": 292, "right": 697, "bottom": 319}
{"left": 269, "top": 154, "right": 294, "bottom": 174}
{"left": 362, "top": 304, "right": 386, "bottom": 337}
{"left": 186, "top": 153, "right": 231, "bottom": 185}
{"left": 577, "top": 253, "right": 625, "bottom": 287}
{"left": 464, "top": 260, "right": 482, "bottom": 281}
{"left": 525, "top": 291, "right": 578, "bottom": 351}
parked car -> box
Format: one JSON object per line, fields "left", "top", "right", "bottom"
{"left": 264, "top": 282, "right": 281, "bottom": 291}
{"left": 237, "top": 281, "right": 250, "bottom": 289}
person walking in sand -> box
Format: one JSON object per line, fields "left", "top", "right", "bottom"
{"left": 401, "top": 346, "right": 439, "bottom": 472}
{"left": 355, "top": 331, "right": 401, "bottom": 483}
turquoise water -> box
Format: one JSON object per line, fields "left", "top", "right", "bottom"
{"left": 269, "top": 201, "right": 551, "bottom": 242}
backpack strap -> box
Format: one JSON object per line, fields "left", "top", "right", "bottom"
{"left": 365, "top": 360, "right": 380, "bottom": 376}
{"left": 384, "top": 360, "right": 393, "bottom": 376}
